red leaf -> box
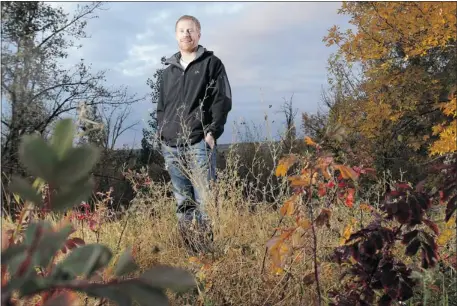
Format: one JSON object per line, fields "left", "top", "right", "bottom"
{"left": 345, "top": 188, "right": 355, "bottom": 208}
{"left": 70, "top": 237, "right": 85, "bottom": 247}
{"left": 395, "top": 182, "right": 412, "bottom": 192}
{"left": 318, "top": 183, "right": 327, "bottom": 197}
{"left": 338, "top": 181, "right": 347, "bottom": 188}
{"left": 88, "top": 219, "right": 99, "bottom": 232}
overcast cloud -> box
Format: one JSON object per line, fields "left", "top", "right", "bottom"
{"left": 51, "top": 1, "right": 350, "bottom": 147}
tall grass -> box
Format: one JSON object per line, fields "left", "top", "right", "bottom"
{"left": 2, "top": 115, "right": 455, "bottom": 305}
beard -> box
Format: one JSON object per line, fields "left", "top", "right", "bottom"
{"left": 179, "top": 40, "right": 197, "bottom": 52}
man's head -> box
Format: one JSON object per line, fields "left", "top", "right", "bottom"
{"left": 175, "top": 15, "right": 201, "bottom": 53}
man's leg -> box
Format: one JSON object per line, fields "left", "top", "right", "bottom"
{"left": 161, "top": 143, "right": 207, "bottom": 253}
{"left": 187, "top": 138, "right": 217, "bottom": 223}
{"left": 186, "top": 139, "right": 216, "bottom": 252}
{"left": 161, "top": 144, "right": 196, "bottom": 220}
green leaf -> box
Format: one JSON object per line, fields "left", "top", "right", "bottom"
{"left": 54, "top": 146, "right": 100, "bottom": 186}
{"left": 115, "top": 247, "right": 139, "bottom": 277}
{"left": 18, "top": 277, "right": 49, "bottom": 297}
{"left": 9, "top": 176, "right": 42, "bottom": 205}
{"left": 51, "top": 119, "right": 76, "bottom": 159}
{"left": 54, "top": 244, "right": 112, "bottom": 278}
{"left": 1, "top": 244, "right": 27, "bottom": 265}
{"left": 33, "top": 224, "right": 74, "bottom": 268}
{"left": 123, "top": 283, "right": 169, "bottom": 306}
{"left": 83, "top": 283, "right": 168, "bottom": 306}
{"left": 19, "top": 135, "right": 58, "bottom": 182}
{"left": 5, "top": 253, "right": 37, "bottom": 292}
{"left": 24, "top": 221, "right": 52, "bottom": 246}
{"left": 139, "top": 266, "right": 196, "bottom": 292}
{"left": 51, "top": 178, "right": 94, "bottom": 212}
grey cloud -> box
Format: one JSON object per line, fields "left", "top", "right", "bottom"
{"left": 51, "top": 2, "right": 349, "bottom": 147}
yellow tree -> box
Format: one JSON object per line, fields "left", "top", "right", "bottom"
{"left": 323, "top": 2, "right": 456, "bottom": 173}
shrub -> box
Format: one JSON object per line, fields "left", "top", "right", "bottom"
{"left": 1, "top": 119, "right": 196, "bottom": 305}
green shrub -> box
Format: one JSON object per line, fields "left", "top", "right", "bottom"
{"left": 1, "top": 119, "right": 196, "bottom": 305}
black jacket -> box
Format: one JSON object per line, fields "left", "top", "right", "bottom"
{"left": 157, "top": 45, "right": 232, "bottom": 147}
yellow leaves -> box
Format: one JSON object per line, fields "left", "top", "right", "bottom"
{"left": 288, "top": 170, "right": 318, "bottom": 188}
{"left": 316, "top": 156, "right": 334, "bottom": 179}
{"left": 296, "top": 217, "right": 311, "bottom": 230}
{"left": 437, "top": 216, "right": 456, "bottom": 246}
{"left": 267, "top": 230, "right": 295, "bottom": 274}
{"left": 437, "top": 227, "right": 454, "bottom": 246}
{"left": 430, "top": 97, "right": 457, "bottom": 156}
{"left": 340, "top": 218, "right": 357, "bottom": 245}
{"left": 436, "top": 98, "right": 457, "bottom": 118}
{"left": 359, "top": 203, "right": 373, "bottom": 212}
{"left": 442, "top": 99, "right": 457, "bottom": 118}
{"left": 280, "top": 194, "right": 298, "bottom": 216}
{"left": 188, "top": 256, "right": 213, "bottom": 283}
{"left": 275, "top": 154, "right": 298, "bottom": 177}
{"left": 334, "top": 164, "right": 359, "bottom": 181}
{"left": 188, "top": 256, "right": 200, "bottom": 264}
{"left": 305, "top": 136, "right": 318, "bottom": 147}
{"left": 326, "top": 2, "right": 457, "bottom": 160}
{"left": 340, "top": 224, "right": 353, "bottom": 246}
{"left": 429, "top": 119, "right": 457, "bottom": 156}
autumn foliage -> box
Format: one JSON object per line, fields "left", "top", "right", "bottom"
{"left": 321, "top": 2, "right": 456, "bottom": 176}
{"left": 269, "top": 127, "right": 456, "bottom": 305}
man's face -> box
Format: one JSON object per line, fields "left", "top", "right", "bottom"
{"left": 175, "top": 19, "right": 200, "bottom": 52}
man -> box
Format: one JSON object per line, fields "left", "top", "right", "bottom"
{"left": 156, "top": 15, "right": 232, "bottom": 253}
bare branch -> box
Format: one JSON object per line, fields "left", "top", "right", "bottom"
{"left": 37, "top": 2, "right": 103, "bottom": 49}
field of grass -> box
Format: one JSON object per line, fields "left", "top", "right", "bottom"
{"left": 3, "top": 148, "right": 456, "bottom": 306}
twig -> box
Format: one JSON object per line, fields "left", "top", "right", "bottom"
{"left": 114, "top": 214, "right": 130, "bottom": 255}
{"left": 309, "top": 208, "right": 322, "bottom": 306}
{"left": 261, "top": 215, "right": 285, "bottom": 275}
{"left": 306, "top": 166, "right": 322, "bottom": 306}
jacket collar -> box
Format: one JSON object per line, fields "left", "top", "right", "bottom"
{"left": 165, "top": 45, "right": 211, "bottom": 67}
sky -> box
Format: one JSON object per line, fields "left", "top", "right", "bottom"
{"left": 49, "top": 1, "right": 351, "bottom": 148}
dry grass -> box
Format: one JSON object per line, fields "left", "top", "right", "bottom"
{"left": 1, "top": 166, "right": 362, "bottom": 306}
{"left": 2, "top": 141, "right": 456, "bottom": 306}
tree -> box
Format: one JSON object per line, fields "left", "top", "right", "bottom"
{"left": 1, "top": 1, "right": 143, "bottom": 175}
{"left": 277, "top": 94, "right": 298, "bottom": 152}
{"left": 323, "top": 2, "right": 457, "bottom": 178}
{"left": 140, "top": 56, "right": 166, "bottom": 165}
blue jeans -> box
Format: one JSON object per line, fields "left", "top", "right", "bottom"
{"left": 161, "top": 138, "right": 216, "bottom": 224}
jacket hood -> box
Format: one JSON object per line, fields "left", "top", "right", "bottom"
{"left": 165, "top": 45, "right": 212, "bottom": 67}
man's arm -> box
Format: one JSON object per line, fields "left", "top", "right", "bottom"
{"left": 207, "top": 59, "right": 232, "bottom": 140}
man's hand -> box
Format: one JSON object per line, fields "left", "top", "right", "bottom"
{"left": 205, "top": 132, "right": 215, "bottom": 149}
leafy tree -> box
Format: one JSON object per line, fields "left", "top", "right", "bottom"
{"left": 323, "top": 2, "right": 456, "bottom": 178}
{"left": 1, "top": 1, "right": 142, "bottom": 176}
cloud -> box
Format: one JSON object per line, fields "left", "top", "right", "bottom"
{"left": 117, "top": 44, "right": 170, "bottom": 77}
{"left": 203, "top": 3, "right": 248, "bottom": 15}
{"left": 42, "top": 2, "right": 349, "bottom": 147}
{"left": 204, "top": 2, "right": 343, "bottom": 86}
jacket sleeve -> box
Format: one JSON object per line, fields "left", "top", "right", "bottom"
{"left": 207, "top": 59, "right": 232, "bottom": 140}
